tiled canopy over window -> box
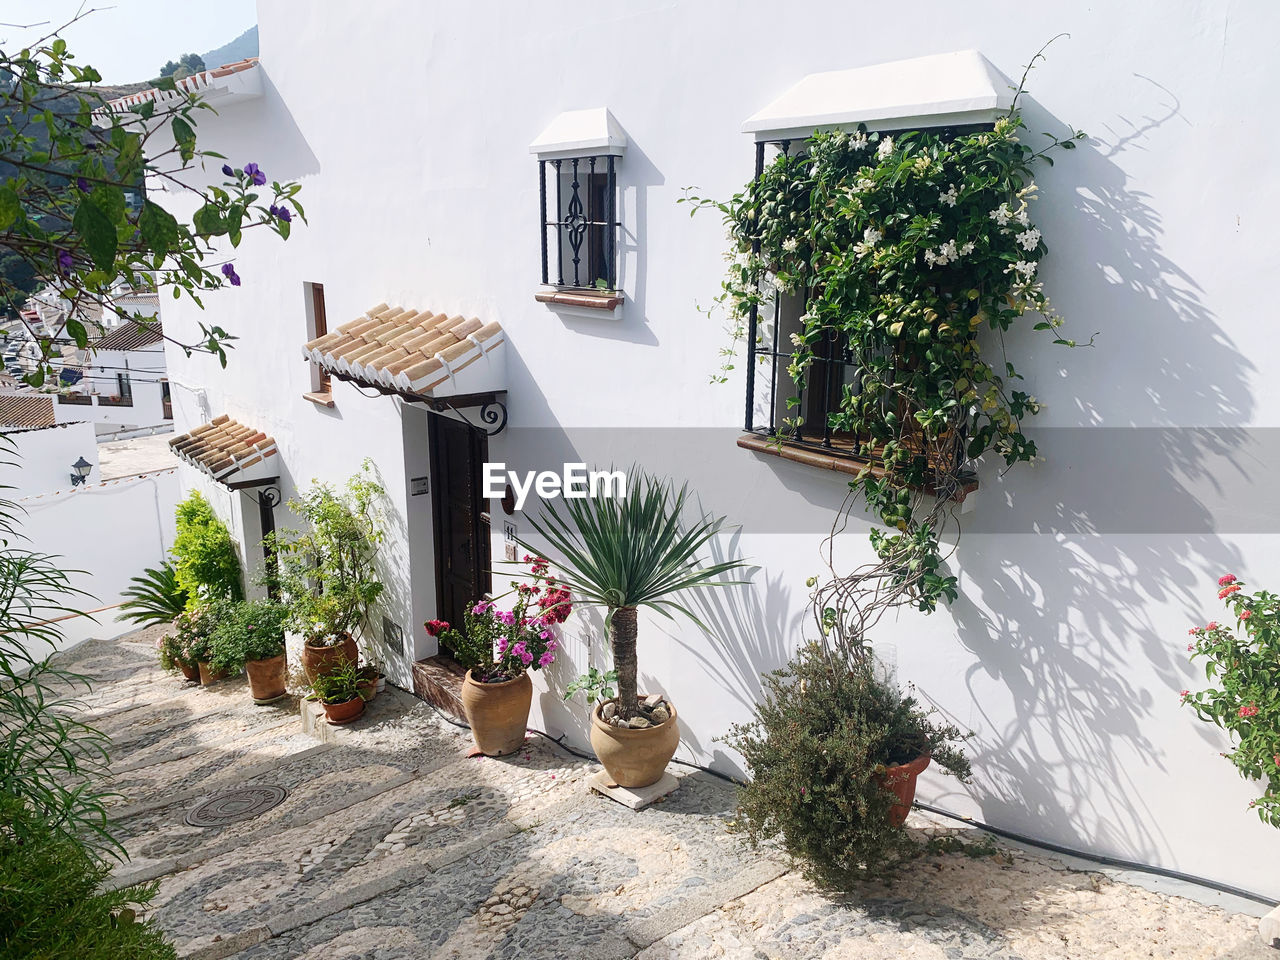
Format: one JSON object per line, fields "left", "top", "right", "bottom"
{"left": 169, "top": 415, "right": 278, "bottom": 486}
{"left": 303, "top": 303, "right": 506, "bottom": 400}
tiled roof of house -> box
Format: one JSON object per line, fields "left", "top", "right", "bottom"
{"left": 101, "top": 58, "right": 261, "bottom": 113}
{"left": 303, "top": 303, "right": 506, "bottom": 398}
{"left": 0, "top": 394, "right": 56, "bottom": 431}
{"left": 93, "top": 321, "right": 164, "bottom": 353}
{"left": 169, "top": 415, "right": 278, "bottom": 486}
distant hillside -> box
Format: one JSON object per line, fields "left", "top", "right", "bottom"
{"left": 202, "top": 26, "right": 258, "bottom": 70}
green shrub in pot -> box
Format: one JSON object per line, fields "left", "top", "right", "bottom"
{"left": 207, "top": 598, "right": 289, "bottom": 675}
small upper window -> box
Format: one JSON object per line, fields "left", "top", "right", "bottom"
{"left": 304, "top": 281, "right": 331, "bottom": 397}
{"left": 530, "top": 108, "right": 626, "bottom": 314}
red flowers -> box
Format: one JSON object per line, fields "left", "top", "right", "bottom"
{"left": 1238, "top": 703, "right": 1260, "bottom": 718}
{"left": 423, "top": 619, "right": 450, "bottom": 637}
{"left": 1218, "top": 585, "right": 1241, "bottom": 599}
{"left": 1218, "top": 574, "right": 1237, "bottom": 586}
{"left": 1179, "top": 689, "right": 1190, "bottom": 700}
{"left": 1206, "top": 621, "right": 1219, "bottom": 631}
{"left": 1240, "top": 609, "right": 1252, "bottom": 620}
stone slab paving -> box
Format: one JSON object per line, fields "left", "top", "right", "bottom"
{"left": 55, "top": 632, "right": 1276, "bottom": 960}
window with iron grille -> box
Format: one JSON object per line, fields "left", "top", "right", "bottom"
{"left": 538, "top": 155, "right": 618, "bottom": 292}
{"left": 743, "top": 130, "right": 983, "bottom": 484}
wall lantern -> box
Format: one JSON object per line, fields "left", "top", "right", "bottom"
{"left": 70, "top": 456, "right": 92, "bottom": 486}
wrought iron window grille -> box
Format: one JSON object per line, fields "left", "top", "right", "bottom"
{"left": 538, "top": 154, "right": 618, "bottom": 292}
{"left": 743, "top": 128, "right": 985, "bottom": 477}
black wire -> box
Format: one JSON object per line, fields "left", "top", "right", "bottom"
{"left": 415, "top": 692, "right": 1278, "bottom": 906}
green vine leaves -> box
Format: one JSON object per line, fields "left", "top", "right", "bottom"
{"left": 685, "top": 99, "right": 1088, "bottom": 650}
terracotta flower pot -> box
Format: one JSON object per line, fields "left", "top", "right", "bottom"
{"left": 321, "top": 695, "right": 365, "bottom": 724}
{"left": 245, "top": 652, "right": 288, "bottom": 703}
{"left": 301, "top": 634, "right": 358, "bottom": 684}
{"left": 177, "top": 661, "right": 200, "bottom": 682}
{"left": 590, "top": 697, "right": 680, "bottom": 789}
{"left": 461, "top": 670, "right": 532, "bottom": 756}
{"left": 197, "top": 661, "right": 228, "bottom": 685}
{"left": 357, "top": 678, "right": 378, "bottom": 702}
{"left": 879, "top": 754, "right": 931, "bottom": 827}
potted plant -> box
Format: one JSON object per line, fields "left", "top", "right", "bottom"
{"left": 1183, "top": 575, "right": 1280, "bottom": 826}
{"left": 307, "top": 657, "right": 365, "bottom": 724}
{"left": 521, "top": 471, "right": 747, "bottom": 787}
{"left": 725, "top": 643, "right": 971, "bottom": 885}
{"left": 432, "top": 558, "right": 572, "bottom": 757}
{"left": 208, "top": 598, "right": 290, "bottom": 703}
{"left": 122, "top": 562, "right": 190, "bottom": 628}
{"left": 171, "top": 605, "right": 224, "bottom": 685}
{"left": 155, "top": 630, "right": 198, "bottom": 682}
{"left": 270, "top": 464, "right": 385, "bottom": 683}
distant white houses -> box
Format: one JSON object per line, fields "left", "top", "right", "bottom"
{"left": 0, "top": 395, "right": 99, "bottom": 497}
{"left": 57, "top": 321, "right": 172, "bottom": 438}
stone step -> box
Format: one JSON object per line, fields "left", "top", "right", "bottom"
{"left": 410, "top": 655, "right": 467, "bottom": 722}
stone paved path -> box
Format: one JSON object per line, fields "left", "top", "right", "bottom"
{"left": 58, "top": 629, "right": 1273, "bottom": 959}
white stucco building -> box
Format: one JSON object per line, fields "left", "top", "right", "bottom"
{"left": 57, "top": 321, "right": 174, "bottom": 438}
{"left": 128, "top": 1, "right": 1280, "bottom": 900}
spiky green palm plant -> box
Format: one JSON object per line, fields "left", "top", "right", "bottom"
{"left": 520, "top": 471, "right": 748, "bottom": 719}
{"left": 119, "top": 562, "right": 189, "bottom": 627}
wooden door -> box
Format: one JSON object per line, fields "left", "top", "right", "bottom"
{"left": 428, "top": 414, "right": 491, "bottom": 653}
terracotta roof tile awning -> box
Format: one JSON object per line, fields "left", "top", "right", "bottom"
{"left": 303, "top": 303, "right": 506, "bottom": 400}
{"left": 93, "top": 321, "right": 164, "bottom": 352}
{"left": 169, "top": 415, "right": 278, "bottom": 486}
{"left": 0, "top": 394, "right": 57, "bottom": 431}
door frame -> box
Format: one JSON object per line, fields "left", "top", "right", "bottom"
{"left": 426, "top": 413, "right": 492, "bottom": 647}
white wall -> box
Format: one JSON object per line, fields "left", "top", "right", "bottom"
{"left": 150, "top": 0, "right": 1280, "bottom": 897}
{"left": 13, "top": 467, "right": 179, "bottom": 657}
{"left": 0, "top": 421, "right": 100, "bottom": 497}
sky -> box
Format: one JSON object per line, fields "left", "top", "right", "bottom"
{"left": 1, "top": 1, "right": 257, "bottom": 84}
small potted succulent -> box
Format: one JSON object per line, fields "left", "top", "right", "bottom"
{"left": 208, "top": 598, "right": 291, "bottom": 703}
{"left": 521, "top": 472, "right": 746, "bottom": 787}
{"left": 432, "top": 558, "right": 572, "bottom": 757}
{"left": 156, "top": 630, "right": 199, "bottom": 682}
{"left": 307, "top": 657, "right": 365, "bottom": 724}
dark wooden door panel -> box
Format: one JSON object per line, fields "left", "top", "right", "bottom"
{"left": 428, "top": 415, "right": 491, "bottom": 648}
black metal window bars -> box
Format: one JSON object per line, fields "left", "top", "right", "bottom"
{"left": 539, "top": 155, "right": 618, "bottom": 291}
{"left": 742, "top": 135, "right": 974, "bottom": 475}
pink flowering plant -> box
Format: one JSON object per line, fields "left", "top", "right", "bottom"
{"left": 1183, "top": 575, "right": 1280, "bottom": 826}
{"left": 428, "top": 559, "right": 571, "bottom": 683}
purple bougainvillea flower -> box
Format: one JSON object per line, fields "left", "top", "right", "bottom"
{"left": 221, "top": 163, "right": 235, "bottom": 177}
{"left": 57, "top": 249, "right": 74, "bottom": 274}
{"left": 221, "top": 262, "right": 241, "bottom": 286}
{"left": 243, "top": 162, "right": 266, "bottom": 186}
{"left": 76, "top": 177, "right": 90, "bottom": 193}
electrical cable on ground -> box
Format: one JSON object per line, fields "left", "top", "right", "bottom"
{"left": 412, "top": 691, "right": 1277, "bottom": 907}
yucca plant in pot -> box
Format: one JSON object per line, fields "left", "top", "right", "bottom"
{"left": 520, "top": 470, "right": 748, "bottom": 787}
{"left": 307, "top": 657, "right": 365, "bottom": 725}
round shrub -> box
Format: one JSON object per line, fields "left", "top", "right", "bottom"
{"left": 171, "top": 491, "right": 243, "bottom": 605}
{"left": 724, "top": 643, "right": 971, "bottom": 886}
{"left": 207, "top": 598, "right": 289, "bottom": 674}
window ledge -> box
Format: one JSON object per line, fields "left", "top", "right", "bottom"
{"left": 303, "top": 390, "right": 335, "bottom": 408}
{"left": 535, "top": 290, "right": 624, "bottom": 319}
{"left": 736, "top": 433, "right": 978, "bottom": 504}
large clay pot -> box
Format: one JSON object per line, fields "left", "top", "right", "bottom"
{"left": 245, "top": 652, "right": 288, "bottom": 703}
{"left": 197, "top": 661, "right": 228, "bottom": 685}
{"left": 879, "top": 754, "right": 931, "bottom": 827}
{"left": 590, "top": 697, "right": 680, "bottom": 788}
{"left": 177, "top": 661, "right": 200, "bottom": 683}
{"left": 321, "top": 696, "right": 365, "bottom": 724}
{"left": 461, "top": 670, "right": 532, "bottom": 756}
{"left": 301, "top": 634, "right": 358, "bottom": 684}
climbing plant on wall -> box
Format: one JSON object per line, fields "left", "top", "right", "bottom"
{"left": 688, "top": 61, "right": 1087, "bottom": 659}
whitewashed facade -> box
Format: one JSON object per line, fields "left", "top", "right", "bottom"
{"left": 147, "top": 1, "right": 1280, "bottom": 898}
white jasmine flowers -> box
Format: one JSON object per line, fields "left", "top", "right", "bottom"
{"left": 939, "top": 185, "right": 959, "bottom": 207}
{"left": 989, "top": 203, "right": 1012, "bottom": 227}
{"left": 789, "top": 332, "right": 804, "bottom": 348}
{"left": 1015, "top": 206, "right": 1030, "bottom": 227}
{"left": 851, "top": 177, "right": 875, "bottom": 194}
{"left": 852, "top": 226, "right": 882, "bottom": 259}
{"left": 959, "top": 241, "right": 975, "bottom": 256}
{"left": 849, "top": 131, "right": 869, "bottom": 150}
{"left": 1015, "top": 228, "right": 1041, "bottom": 251}
{"left": 782, "top": 237, "right": 799, "bottom": 253}
{"left": 876, "top": 135, "right": 894, "bottom": 159}
{"left": 1006, "top": 260, "right": 1038, "bottom": 278}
